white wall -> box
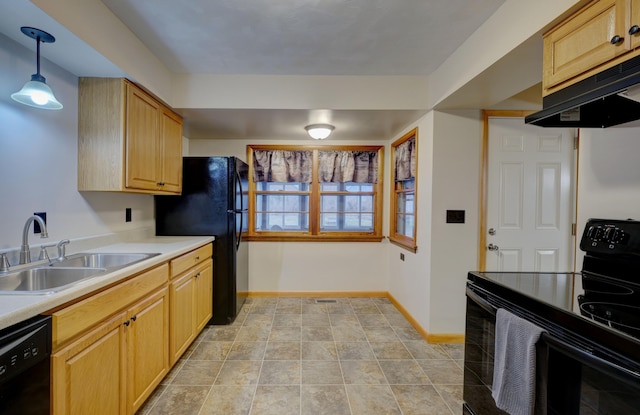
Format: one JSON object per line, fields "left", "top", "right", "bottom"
{"left": 386, "top": 110, "right": 482, "bottom": 336}
{"left": 576, "top": 127, "right": 640, "bottom": 263}
{"left": 386, "top": 113, "right": 434, "bottom": 331}
{"left": 188, "top": 138, "right": 390, "bottom": 293}
{"left": 0, "top": 34, "right": 154, "bottom": 253}
{"left": 429, "top": 110, "right": 482, "bottom": 334}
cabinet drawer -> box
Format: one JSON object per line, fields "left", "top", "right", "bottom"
{"left": 170, "top": 244, "right": 212, "bottom": 277}
{"left": 52, "top": 264, "right": 169, "bottom": 349}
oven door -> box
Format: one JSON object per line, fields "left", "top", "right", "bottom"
{"left": 544, "top": 334, "right": 640, "bottom": 415}
{"left": 465, "top": 282, "right": 640, "bottom": 415}
{"left": 464, "top": 286, "right": 508, "bottom": 415}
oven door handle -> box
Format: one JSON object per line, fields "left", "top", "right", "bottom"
{"left": 542, "top": 331, "right": 640, "bottom": 384}
{"left": 466, "top": 286, "right": 497, "bottom": 316}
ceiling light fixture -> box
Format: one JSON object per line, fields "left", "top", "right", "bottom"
{"left": 11, "top": 27, "right": 63, "bottom": 110}
{"left": 305, "top": 124, "right": 334, "bottom": 140}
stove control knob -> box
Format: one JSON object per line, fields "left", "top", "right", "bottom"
{"left": 586, "top": 225, "right": 595, "bottom": 238}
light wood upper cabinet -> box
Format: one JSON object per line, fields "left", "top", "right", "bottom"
{"left": 78, "top": 78, "right": 183, "bottom": 194}
{"left": 543, "top": 0, "right": 629, "bottom": 93}
{"left": 160, "top": 108, "right": 184, "bottom": 193}
{"left": 631, "top": 0, "right": 640, "bottom": 48}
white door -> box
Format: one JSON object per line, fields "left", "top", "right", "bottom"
{"left": 486, "top": 117, "right": 574, "bottom": 272}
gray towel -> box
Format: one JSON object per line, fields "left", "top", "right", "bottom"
{"left": 492, "top": 308, "right": 547, "bottom": 415}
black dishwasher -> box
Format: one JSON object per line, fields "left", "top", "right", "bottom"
{"left": 0, "top": 315, "right": 51, "bottom": 415}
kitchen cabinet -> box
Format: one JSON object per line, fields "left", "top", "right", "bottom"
{"left": 50, "top": 265, "right": 169, "bottom": 415}
{"left": 169, "top": 244, "right": 213, "bottom": 365}
{"left": 78, "top": 78, "right": 183, "bottom": 194}
{"left": 51, "top": 312, "right": 127, "bottom": 415}
{"left": 126, "top": 287, "right": 169, "bottom": 414}
{"left": 543, "top": 0, "right": 628, "bottom": 93}
{"left": 48, "top": 242, "right": 213, "bottom": 414}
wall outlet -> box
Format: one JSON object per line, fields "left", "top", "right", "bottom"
{"left": 400, "top": 253, "right": 405, "bottom": 261}
{"left": 125, "top": 208, "right": 132, "bottom": 222}
{"left": 34, "top": 212, "right": 46, "bottom": 233}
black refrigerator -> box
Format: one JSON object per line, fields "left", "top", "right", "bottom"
{"left": 155, "top": 157, "right": 249, "bottom": 324}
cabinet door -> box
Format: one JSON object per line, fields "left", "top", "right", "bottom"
{"left": 125, "top": 84, "right": 161, "bottom": 191}
{"left": 127, "top": 287, "right": 169, "bottom": 414}
{"left": 543, "top": 0, "right": 628, "bottom": 92}
{"left": 195, "top": 259, "right": 213, "bottom": 332}
{"left": 160, "top": 108, "right": 183, "bottom": 193}
{"left": 52, "top": 313, "right": 127, "bottom": 415}
{"left": 169, "top": 270, "right": 196, "bottom": 365}
{"left": 631, "top": 0, "right": 640, "bottom": 48}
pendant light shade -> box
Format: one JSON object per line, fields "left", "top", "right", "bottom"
{"left": 305, "top": 124, "right": 334, "bottom": 140}
{"left": 11, "top": 27, "right": 63, "bottom": 110}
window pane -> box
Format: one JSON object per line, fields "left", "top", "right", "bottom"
{"left": 398, "top": 178, "right": 415, "bottom": 190}
{"left": 320, "top": 182, "right": 374, "bottom": 192}
{"left": 320, "top": 194, "right": 374, "bottom": 232}
{"left": 396, "top": 192, "right": 415, "bottom": 214}
{"left": 257, "top": 182, "right": 309, "bottom": 191}
{"left": 255, "top": 194, "right": 309, "bottom": 231}
{"left": 396, "top": 214, "right": 415, "bottom": 237}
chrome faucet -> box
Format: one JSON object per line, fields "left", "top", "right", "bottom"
{"left": 20, "top": 215, "right": 49, "bottom": 264}
{"left": 56, "top": 239, "right": 70, "bottom": 260}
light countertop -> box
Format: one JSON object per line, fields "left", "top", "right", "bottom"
{"left": 0, "top": 235, "right": 214, "bottom": 330}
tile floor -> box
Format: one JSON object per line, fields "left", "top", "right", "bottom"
{"left": 137, "top": 296, "right": 464, "bottom": 415}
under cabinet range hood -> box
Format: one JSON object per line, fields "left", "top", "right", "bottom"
{"left": 525, "top": 54, "right": 640, "bottom": 128}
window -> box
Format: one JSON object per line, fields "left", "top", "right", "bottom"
{"left": 390, "top": 128, "right": 418, "bottom": 252}
{"left": 248, "top": 145, "right": 384, "bottom": 241}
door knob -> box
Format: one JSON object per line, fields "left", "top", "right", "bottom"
{"left": 488, "top": 228, "right": 496, "bottom": 236}
{"left": 487, "top": 243, "right": 499, "bottom": 251}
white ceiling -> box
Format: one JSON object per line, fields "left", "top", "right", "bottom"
{"left": 100, "top": 0, "right": 505, "bottom": 76}
{"left": 1, "top": 0, "right": 508, "bottom": 140}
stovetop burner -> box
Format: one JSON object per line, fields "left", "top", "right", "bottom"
{"left": 579, "top": 299, "right": 640, "bottom": 336}
{"left": 581, "top": 274, "right": 635, "bottom": 295}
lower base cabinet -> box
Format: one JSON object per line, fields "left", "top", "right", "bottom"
{"left": 51, "top": 312, "right": 127, "bottom": 415}
{"left": 49, "top": 244, "right": 211, "bottom": 415}
{"left": 169, "top": 258, "right": 212, "bottom": 365}
{"left": 127, "top": 288, "right": 169, "bottom": 413}
{"left": 51, "top": 287, "right": 169, "bottom": 415}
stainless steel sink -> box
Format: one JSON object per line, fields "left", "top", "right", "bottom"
{"left": 50, "top": 252, "right": 160, "bottom": 269}
{"left": 0, "top": 267, "right": 106, "bottom": 294}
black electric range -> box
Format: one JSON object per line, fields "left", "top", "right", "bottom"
{"left": 464, "top": 218, "right": 640, "bottom": 415}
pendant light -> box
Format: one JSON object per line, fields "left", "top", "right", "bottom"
{"left": 305, "top": 124, "right": 334, "bottom": 140}
{"left": 11, "top": 27, "right": 63, "bottom": 110}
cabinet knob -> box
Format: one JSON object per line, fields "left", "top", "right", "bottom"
{"left": 195, "top": 256, "right": 200, "bottom": 261}
{"left": 131, "top": 315, "right": 137, "bottom": 322}
{"left": 611, "top": 35, "right": 624, "bottom": 45}
{"left": 630, "top": 25, "right": 640, "bottom": 35}
{"left": 195, "top": 272, "right": 201, "bottom": 278}
{"left": 124, "top": 320, "right": 130, "bottom": 327}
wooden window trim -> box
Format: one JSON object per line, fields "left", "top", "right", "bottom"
{"left": 389, "top": 128, "right": 418, "bottom": 253}
{"left": 247, "top": 144, "right": 384, "bottom": 242}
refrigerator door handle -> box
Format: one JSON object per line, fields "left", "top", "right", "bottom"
{"left": 235, "top": 167, "right": 244, "bottom": 251}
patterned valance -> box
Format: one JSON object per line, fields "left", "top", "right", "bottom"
{"left": 395, "top": 137, "right": 416, "bottom": 181}
{"left": 252, "top": 150, "right": 313, "bottom": 182}
{"left": 318, "top": 150, "right": 378, "bottom": 183}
